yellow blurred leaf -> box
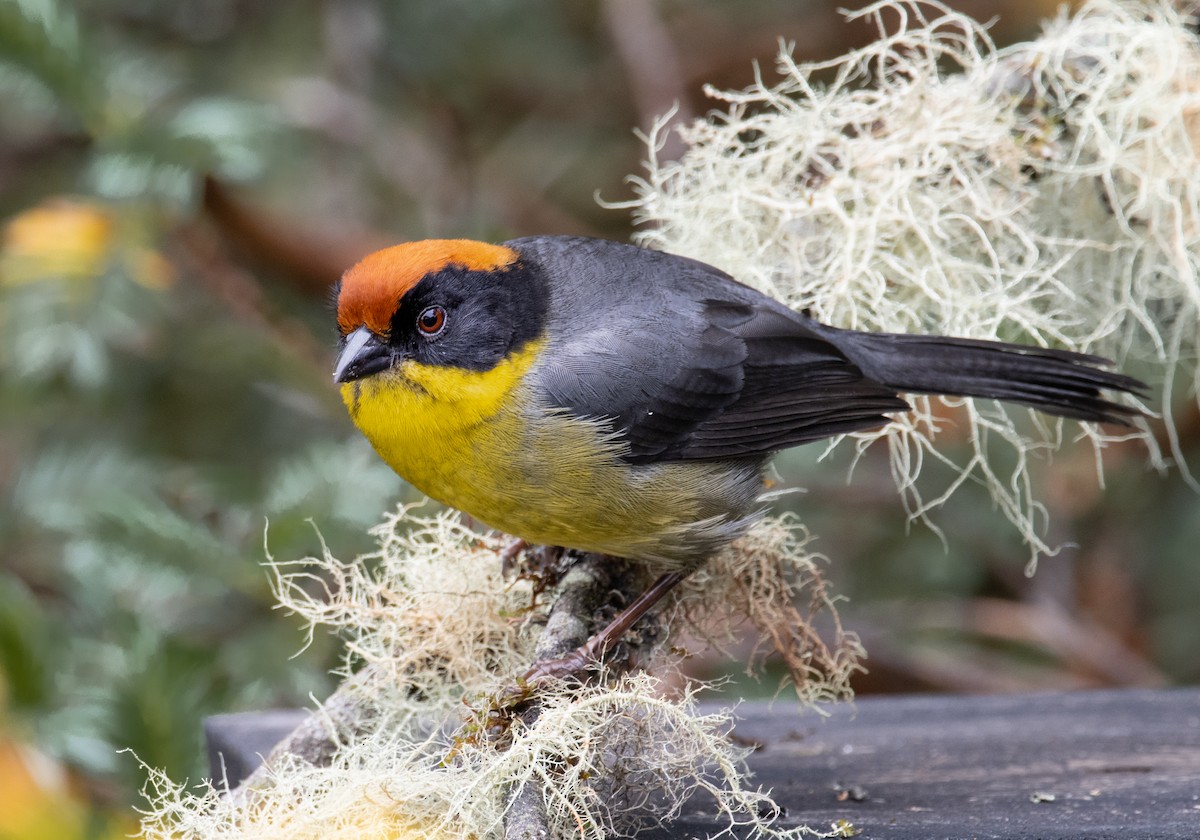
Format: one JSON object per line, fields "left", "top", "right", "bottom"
{"left": 1, "top": 199, "right": 115, "bottom": 284}
{"left": 0, "top": 737, "right": 134, "bottom": 840}
{"left": 2, "top": 198, "right": 175, "bottom": 293}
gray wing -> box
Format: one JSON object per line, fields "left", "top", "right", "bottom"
{"left": 515, "top": 236, "right": 908, "bottom": 464}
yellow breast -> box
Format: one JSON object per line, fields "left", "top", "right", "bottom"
{"left": 341, "top": 338, "right": 761, "bottom": 568}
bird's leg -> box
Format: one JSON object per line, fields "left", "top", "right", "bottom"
{"left": 520, "top": 569, "right": 689, "bottom": 686}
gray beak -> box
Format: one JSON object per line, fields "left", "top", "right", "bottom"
{"left": 333, "top": 326, "right": 393, "bottom": 383}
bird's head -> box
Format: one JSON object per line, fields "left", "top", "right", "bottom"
{"left": 332, "top": 239, "right": 547, "bottom": 386}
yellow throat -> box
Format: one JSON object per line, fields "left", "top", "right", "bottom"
{"left": 341, "top": 333, "right": 546, "bottom": 501}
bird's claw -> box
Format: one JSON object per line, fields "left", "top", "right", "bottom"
{"left": 499, "top": 538, "right": 529, "bottom": 579}
{"left": 495, "top": 646, "right": 596, "bottom": 711}
{"left": 519, "top": 647, "right": 594, "bottom": 688}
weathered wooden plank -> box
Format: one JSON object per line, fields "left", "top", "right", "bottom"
{"left": 206, "top": 688, "right": 1200, "bottom": 838}
{"left": 205, "top": 708, "right": 308, "bottom": 791}
{"left": 655, "top": 688, "right": 1200, "bottom": 839}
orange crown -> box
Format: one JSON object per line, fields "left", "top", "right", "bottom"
{"left": 337, "top": 239, "right": 518, "bottom": 335}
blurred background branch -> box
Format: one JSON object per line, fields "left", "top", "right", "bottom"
{"left": 0, "top": 0, "right": 1195, "bottom": 835}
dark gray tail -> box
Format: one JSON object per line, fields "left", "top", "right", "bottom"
{"left": 813, "top": 323, "right": 1145, "bottom": 425}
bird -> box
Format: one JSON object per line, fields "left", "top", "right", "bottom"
{"left": 332, "top": 235, "right": 1143, "bottom": 680}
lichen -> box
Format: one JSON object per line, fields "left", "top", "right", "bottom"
{"left": 619, "top": 0, "right": 1197, "bottom": 561}
{"left": 139, "top": 509, "right": 839, "bottom": 839}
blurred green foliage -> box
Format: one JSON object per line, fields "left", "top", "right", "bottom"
{"left": 0, "top": 0, "right": 1197, "bottom": 831}
{"left": 0, "top": 0, "right": 410, "bottom": 816}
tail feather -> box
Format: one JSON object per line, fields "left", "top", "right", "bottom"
{"left": 814, "top": 326, "right": 1145, "bottom": 426}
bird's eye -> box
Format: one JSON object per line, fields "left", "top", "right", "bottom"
{"left": 417, "top": 305, "right": 446, "bottom": 337}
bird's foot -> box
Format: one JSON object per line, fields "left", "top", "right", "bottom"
{"left": 518, "top": 643, "right": 598, "bottom": 689}
{"left": 493, "top": 643, "right": 599, "bottom": 715}
{"left": 499, "top": 538, "right": 530, "bottom": 578}
{"left": 500, "top": 540, "right": 567, "bottom": 586}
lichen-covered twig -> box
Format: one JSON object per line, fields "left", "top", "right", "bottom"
{"left": 143, "top": 511, "right": 861, "bottom": 839}
{"left": 226, "top": 546, "right": 662, "bottom": 838}
{"left": 532, "top": 553, "right": 623, "bottom": 662}
{"left": 503, "top": 551, "right": 646, "bottom": 840}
